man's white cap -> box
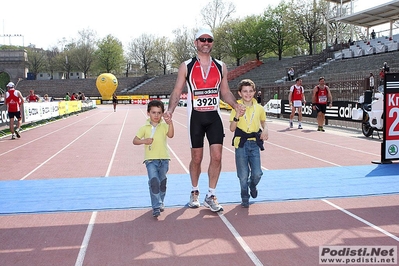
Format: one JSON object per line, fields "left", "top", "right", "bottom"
{"left": 195, "top": 28, "right": 214, "bottom": 39}
{"left": 6, "top": 82, "right": 15, "bottom": 88}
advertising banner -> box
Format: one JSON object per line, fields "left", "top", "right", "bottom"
{"left": 383, "top": 73, "right": 399, "bottom": 161}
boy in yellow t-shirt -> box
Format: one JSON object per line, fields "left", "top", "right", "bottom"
{"left": 230, "top": 79, "right": 268, "bottom": 208}
{"left": 133, "top": 100, "right": 174, "bottom": 217}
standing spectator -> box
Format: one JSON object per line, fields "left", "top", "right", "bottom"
{"left": 379, "top": 68, "right": 385, "bottom": 86}
{"left": 65, "top": 92, "right": 71, "bottom": 101}
{"left": 229, "top": 79, "right": 268, "bottom": 208}
{"left": 163, "top": 28, "right": 245, "bottom": 212}
{"left": 256, "top": 91, "right": 262, "bottom": 104}
{"left": 369, "top": 73, "right": 375, "bottom": 91}
{"left": 26, "top": 90, "right": 39, "bottom": 102}
{"left": 287, "top": 67, "right": 295, "bottom": 81}
{"left": 383, "top": 62, "right": 390, "bottom": 73}
{"left": 312, "top": 77, "right": 332, "bottom": 132}
{"left": 288, "top": 78, "right": 306, "bottom": 129}
{"left": 112, "top": 93, "right": 117, "bottom": 112}
{"left": 371, "top": 29, "right": 376, "bottom": 39}
{"left": 5, "top": 82, "right": 24, "bottom": 139}
{"left": 133, "top": 100, "right": 174, "bottom": 218}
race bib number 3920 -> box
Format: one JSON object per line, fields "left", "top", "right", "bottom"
{"left": 193, "top": 88, "right": 219, "bottom": 111}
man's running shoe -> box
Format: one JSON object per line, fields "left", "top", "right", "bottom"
{"left": 289, "top": 121, "right": 293, "bottom": 128}
{"left": 298, "top": 125, "right": 303, "bottom": 129}
{"left": 160, "top": 203, "right": 165, "bottom": 212}
{"left": 203, "top": 195, "right": 223, "bottom": 212}
{"left": 15, "top": 128, "right": 21, "bottom": 138}
{"left": 188, "top": 190, "right": 200, "bottom": 208}
{"left": 317, "top": 126, "right": 325, "bottom": 132}
{"left": 11, "top": 134, "right": 15, "bottom": 140}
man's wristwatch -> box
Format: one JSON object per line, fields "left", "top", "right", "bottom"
{"left": 233, "top": 117, "right": 239, "bottom": 122}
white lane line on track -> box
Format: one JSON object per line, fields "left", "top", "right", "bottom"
{"left": 74, "top": 211, "right": 97, "bottom": 266}
{"left": 322, "top": 199, "right": 399, "bottom": 242}
{"left": 0, "top": 111, "right": 103, "bottom": 157}
{"left": 105, "top": 109, "right": 129, "bottom": 177}
{"left": 267, "top": 142, "right": 341, "bottom": 166}
{"left": 218, "top": 212, "right": 264, "bottom": 266}
{"left": 19, "top": 112, "right": 114, "bottom": 180}
{"left": 75, "top": 110, "right": 130, "bottom": 266}
{"left": 219, "top": 112, "right": 379, "bottom": 157}
{"left": 173, "top": 110, "right": 263, "bottom": 265}
{"left": 265, "top": 118, "right": 380, "bottom": 157}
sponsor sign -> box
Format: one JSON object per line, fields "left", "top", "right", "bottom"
{"left": 278, "top": 100, "right": 358, "bottom": 121}
{"left": 383, "top": 73, "right": 399, "bottom": 161}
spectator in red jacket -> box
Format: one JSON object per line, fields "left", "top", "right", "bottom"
{"left": 26, "top": 90, "right": 39, "bottom": 102}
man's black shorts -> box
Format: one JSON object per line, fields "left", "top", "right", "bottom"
{"left": 8, "top": 111, "right": 21, "bottom": 119}
{"left": 314, "top": 103, "right": 327, "bottom": 114}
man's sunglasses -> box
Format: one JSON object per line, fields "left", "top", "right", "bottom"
{"left": 196, "top": 37, "right": 214, "bottom": 43}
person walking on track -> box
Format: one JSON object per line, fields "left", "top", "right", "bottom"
{"left": 312, "top": 77, "right": 332, "bottom": 132}
{"left": 163, "top": 28, "right": 245, "bottom": 212}
{"left": 133, "top": 100, "right": 174, "bottom": 218}
{"left": 229, "top": 79, "right": 268, "bottom": 208}
{"left": 288, "top": 78, "right": 306, "bottom": 129}
{"left": 5, "top": 82, "right": 24, "bottom": 139}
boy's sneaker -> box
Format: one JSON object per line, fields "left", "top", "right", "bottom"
{"left": 289, "top": 121, "right": 293, "bottom": 128}
{"left": 203, "top": 195, "right": 223, "bottom": 212}
{"left": 241, "top": 199, "right": 249, "bottom": 208}
{"left": 298, "top": 125, "right": 303, "bottom": 129}
{"left": 11, "top": 134, "right": 15, "bottom": 140}
{"left": 152, "top": 208, "right": 161, "bottom": 218}
{"left": 250, "top": 187, "right": 258, "bottom": 199}
{"left": 15, "top": 128, "right": 21, "bottom": 138}
{"left": 188, "top": 190, "right": 200, "bottom": 208}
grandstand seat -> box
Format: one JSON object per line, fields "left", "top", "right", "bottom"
{"left": 375, "top": 43, "right": 387, "bottom": 54}
{"left": 363, "top": 45, "right": 375, "bottom": 55}
{"left": 352, "top": 46, "right": 364, "bottom": 57}
{"left": 386, "top": 41, "right": 399, "bottom": 52}
{"left": 342, "top": 49, "right": 353, "bottom": 59}
{"left": 334, "top": 51, "right": 343, "bottom": 59}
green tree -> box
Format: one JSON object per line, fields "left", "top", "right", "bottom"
{"left": 26, "top": 47, "right": 48, "bottom": 79}
{"left": 95, "top": 35, "right": 124, "bottom": 74}
{"left": 70, "top": 29, "right": 98, "bottom": 78}
{"left": 264, "top": 2, "right": 295, "bottom": 60}
{"left": 215, "top": 20, "right": 248, "bottom": 66}
{"left": 153, "top": 37, "right": 174, "bottom": 75}
{"left": 241, "top": 15, "right": 269, "bottom": 60}
{"left": 127, "top": 34, "right": 156, "bottom": 74}
{"left": 170, "top": 28, "right": 195, "bottom": 68}
{"left": 45, "top": 46, "right": 61, "bottom": 79}
{"left": 289, "top": 0, "right": 327, "bottom": 55}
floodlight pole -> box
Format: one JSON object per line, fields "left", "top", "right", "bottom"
{"left": 0, "top": 33, "right": 24, "bottom": 46}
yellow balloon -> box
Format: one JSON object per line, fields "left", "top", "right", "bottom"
{"left": 96, "top": 73, "right": 118, "bottom": 100}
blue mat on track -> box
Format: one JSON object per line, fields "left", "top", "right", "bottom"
{"left": 0, "top": 164, "right": 398, "bottom": 215}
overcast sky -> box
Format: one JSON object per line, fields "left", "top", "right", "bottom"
{"left": 0, "top": 0, "right": 391, "bottom": 49}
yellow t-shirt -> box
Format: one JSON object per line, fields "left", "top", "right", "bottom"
{"left": 136, "top": 119, "right": 170, "bottom": 161}
{"left": 230, "top": 98, "right": 266, "bottom": 148}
